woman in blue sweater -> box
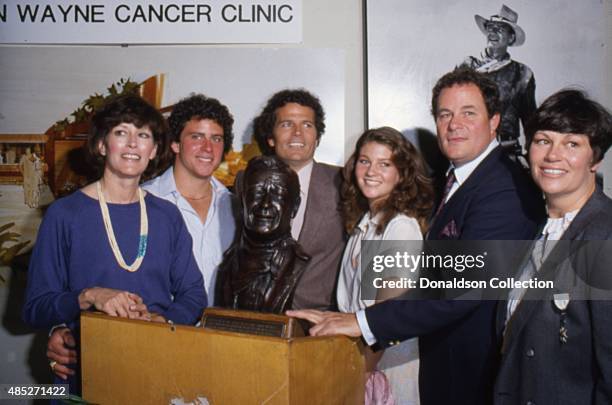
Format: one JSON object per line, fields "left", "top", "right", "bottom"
{"left": 23, "top": 94, "right": 206, "bottom": 394}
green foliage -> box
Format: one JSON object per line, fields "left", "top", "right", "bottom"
{"left": 52, "top": 78, "right": 140, "bottom": 133}
{"left": 82, "top": 93, "right": 105, "bottom": 113}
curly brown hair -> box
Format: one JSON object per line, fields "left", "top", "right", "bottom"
{"left": 253, "top": 89, "right": 325, "bottom": 155}
{"left": 168, "top": 93, "right": 234, "bottom": 155}
{"left": 342, "top": 127, "right": 434, "bottom": 235}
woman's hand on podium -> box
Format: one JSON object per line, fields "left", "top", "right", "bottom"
{"left": 78, "top": 287, "right": 149, "bottom": 320}
{"left": 145, "top": 312, "right": 167, "bottom": 323}
{"left": 286, "top": 310, "right": 361, "bottom": 337}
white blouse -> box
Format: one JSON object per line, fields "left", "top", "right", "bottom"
{"left": 337, "top": 212, "right": 423, "bottom": 313}
{"left": 337, "top": 211, "right": 423, "bottom": 405}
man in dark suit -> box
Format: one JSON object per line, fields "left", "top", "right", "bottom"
{"left": 288, "top": 69, "right": 544, "bottom": 405}
{"left": 250, "top": 89, "right": 345, "bottom": 310}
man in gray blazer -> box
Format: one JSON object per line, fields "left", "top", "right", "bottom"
{"left": 251, "top": 89, "right": 345, "bottom": 310}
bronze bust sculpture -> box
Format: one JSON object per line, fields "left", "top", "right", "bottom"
{"left": 215, "top": 156, "right": 310, "bottom": 313}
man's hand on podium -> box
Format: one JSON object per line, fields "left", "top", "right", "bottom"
{"left": 48, "top": 327, "right": 77, "bottom": 380}
{"left": 286, "top": 310, "right": 361, "bottom": 337}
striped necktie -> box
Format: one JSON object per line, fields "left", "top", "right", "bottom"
{"left": 433, "top": 169, "right": 456, "bottom": 218}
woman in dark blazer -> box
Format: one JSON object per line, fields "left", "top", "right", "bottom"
{"left": 495, "top": 89, "right": 612, "bottom": 405}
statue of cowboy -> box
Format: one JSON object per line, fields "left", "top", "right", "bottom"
{"left": 461, "top": 4, "right": 537, "bottom": 158}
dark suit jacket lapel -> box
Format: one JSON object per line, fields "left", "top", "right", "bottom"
{"left": 495, "top": 235, "right": 542, "bottom": 340}
{"left": 500, "top": 189, "right": 606, "bottom": 351}
{"left": 430, "top": 146, "right": 504, "bottom": 237}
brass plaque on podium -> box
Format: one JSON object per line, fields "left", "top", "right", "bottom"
{"left": 201, "top": 308, "right": 305, "bottom": 338}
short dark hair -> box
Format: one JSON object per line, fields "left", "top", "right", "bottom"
{"left": 253, "top": 89, "right": 326, "bottom": 155}
{"left": 431, "top": 68, "right": 501, "bottom": 118}
{"left": 168, "top": 93, "right": 234, "bottom": 155}
{"left": 86, "top": 94, "right": 167, "bottom": 180}
{"left": 525, "top": 89, "right": 612, "bottom": 163}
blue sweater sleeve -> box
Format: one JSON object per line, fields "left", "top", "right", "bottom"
{"left": 22, "top": 202, "right": 82, "bottom": 328}
{"left": 160, "top": 209, "right": 207, "bottom": 325}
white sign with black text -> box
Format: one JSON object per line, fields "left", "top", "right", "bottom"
{"left": 0, "top": 0, "right": 302, "bottom": 44}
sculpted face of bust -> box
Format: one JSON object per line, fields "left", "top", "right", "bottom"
{"left": 215, "top": 155, "right": 308, "bottom": 312}
{"left": 242, "top": 158, "right": 300, "bottom": 240}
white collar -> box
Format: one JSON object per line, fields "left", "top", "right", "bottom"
{"left": 295, "top": 160, "right": 314, "bottom": 196}
{"left": 155, "top": 166, "right": 225, "bottom": 199}
{"left": 451, "top": 139, "right": 499, "bottom": 187}
{"left": 542, "top": 209, "right": 580, "bottom": 240}
{"left": 355, "top": 211, "right": 380, "bottom": 234}
{"left": 155, "top": 167, "right": 178, "bottom": 197}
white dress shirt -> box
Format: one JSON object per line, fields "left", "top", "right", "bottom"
{"left": 291, "top": 160, "right": 313, "bottom": 240}
{"left": 143, "top": 167, "right": 236, "bottom": 305}
{"left": 445, "top": 139, "right": 499, "bottom": 203}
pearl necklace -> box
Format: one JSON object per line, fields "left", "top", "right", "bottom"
{"left": 96, "top": 181, "right": 148, "bottom": 272}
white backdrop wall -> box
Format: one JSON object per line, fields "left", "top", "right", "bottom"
{"left": 0, "top": 46, "right": 345, "bottom": 165}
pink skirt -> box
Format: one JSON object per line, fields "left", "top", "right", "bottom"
{"left": 365, "top": 370, "right": 395, "bottom": 405}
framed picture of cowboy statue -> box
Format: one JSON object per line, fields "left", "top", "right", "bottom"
{"left": 365, "top": 0, "right": 610, "bottom": 180}
{"left": 458, "top": 4, "right": 535, "bottom": 157}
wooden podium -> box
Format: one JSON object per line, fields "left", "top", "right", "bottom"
{"left": 81, "top": 312, "right": 365, "bottom": 404}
